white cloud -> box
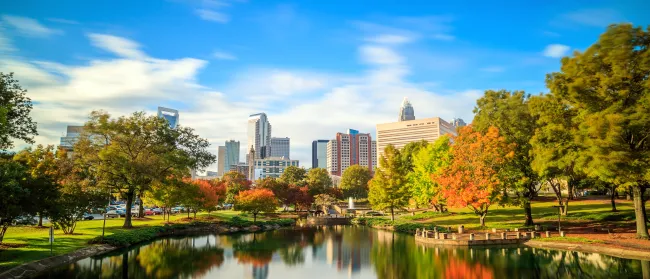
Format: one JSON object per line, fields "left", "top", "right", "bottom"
{"left": 195, "top": 9, "right": 230, "bottom": 23}
{"left": 212, "top": 51, "right": 237, "bottom": 60}
{"left": 88, "top": 33, "right": 146, "bottom": 59}
{"left": 543, "top": 44, "right": 570, "bottom": 58}
{"left": 558, "top": 8, "right": 624, "bottom": 27}
{"left": 365, "top": 34, "right": 413, "bottom": 45}
{"left": 2, "top": 32, "right": 479, "bottom": 170}
{"left": 360, "top": 45, "right": 404, "bottom": 65}
{"left": 2, "top": 15, "right": 61, "bottom": 37}
{"left": 0, "top": 24, "right": 16, "bottom": 52}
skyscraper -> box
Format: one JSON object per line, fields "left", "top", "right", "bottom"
{"left": 157, "top": 107, "right": 179, "bottom": 128}
{"left": 217, "top": 146, "right": 226, "bottom": 176}
{"left": 59, "top": 125, "right": 84, "bottom": 151}
{"left": 398, "top": 97, "right": 415, "bottom": 122}
{"left": 312, "top": 140, "right": 329, "bottom": 169}
{"left": 225, "top": 140, "right": 240, "bottom": 171}
{"left": 247, "top": 113, "right": 272, "bottom": 162}
{"left": 376, "top": 117, "right": 456, "bottom": 161}
{"left": 270, "top": 137, "right": 290, "bottom": 159}
{"left": 452, "top": 118, "right": 467, "bottom": 128}
{"left": 326, "top": 129, "right": 376, "bottom": 176}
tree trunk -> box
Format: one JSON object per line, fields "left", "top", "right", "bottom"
{"left": 193, "top": 209, "right": 197, "bottom": 219}
{"left": 123, "top": 190, "right": 134, "bottom": 228}
{"left": 633, "top": 185, "right": 649, "bottom": 239}
{"left": 390, "top": 207, "right": 395, "bottom": 222}
{"left": 610, "top": 185, "right": 618, "bottom": 212}
{"left": 138, "top": 205, "right": 144, "bottom": 218}
{"left": 567, "top": 182, "right": 575, "bottom": 200}
{"left": 38, "top": 214, "right": 43, "bottom": 227}
{"left": 479, "top": 214, "right": 486, "bottom": 227}
{"left": 560, "top": 200, "right": 569, "bottom": 216}
{"left": 0, "top": 224, "right": 7, "bottom": 244}
{"left": 523, "top": 200, "right": 534, "bottom": 226}
{"left": 253, "top": 213, "right": 257, "bottom": 224}
{"left": 187, "top": 209, "right": 190, "bottom": 219}
{"left": 627, "top": 188, "right": 632, "bottom": 201}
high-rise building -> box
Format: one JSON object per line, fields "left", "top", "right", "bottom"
{"left": 270, "top": 137, "right": 290, "bottom": 159}
{"left": 312, "top": 140, "right": 329, "bottom": 169}
{"left": 59, "top": 125, "right": 84, "bottom": 151}
{"left": 247, "top": 113, "right": 272, "bottom": 162}
{"left": 225, "top": 140, "right": 240, "bottom": 171}
{"left": 326, "top": 129, "right": 376, "bottom": 176}
{"left": 252, "top": 157, "right": 300, "bottom": 179}
{"left": 376, "top": 117, "right": 456, "bottom": 161}
{"left": 452, "top": 118, "right": 467, "bottom": 128}
{"left": 398, "top": 97, "right": 415, "bottom": 122}
{"left": 217, "top": 146, "right": 226, "bottom": 176}
{"left": 248, "top": 145, "right": 255, "bottom": 181}
{"left": 157, "top": 107, "right": 179, "bottom": 128}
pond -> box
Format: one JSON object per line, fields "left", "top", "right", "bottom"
{"left": 36, "top": 226, "right": 648, "bottom": 279}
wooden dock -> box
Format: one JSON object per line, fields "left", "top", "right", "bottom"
{"left": 414, "top": 229, "right": 552, "bottom": 246}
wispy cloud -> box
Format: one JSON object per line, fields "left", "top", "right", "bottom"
{"left": 556, "top": 8, "right": 624, "bottom": 27}
{"left": 88, "top": 33, "right": 146, "bottom": 59}
{"left": 365, "top": 34, "right": 413, "bottom": 45}
{"left": 2, "top": 15, "right": 61, "bottom": 37}
{"left": 543, "top": 44, "right": 570, "bottom": 58}
{"left": 195, "top": 9, "right": 230, "bottom": 23}
{"left": 360, "top": 45, "right": 404, "bottom": 65}
{"left": 212, "top": 50, "right": 237, "bottom": 60}
{"left": 431, "top": 33, "right": 455, "bottom": 41}
{"left": 46, "top": 18, "right": 80, "bottom": 25}
{"left": 0, "top": 24, "right": 16, "bottom": 52}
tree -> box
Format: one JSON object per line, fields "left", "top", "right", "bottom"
{"left": 236, "top": 189, "right": 278, "bottom": 223}
{"left": 145, "top": 179, "right": 186, "bottom": 222}
{"left": 280, "top": 166, "right": 306, "bottom": 185}
{"left": 399, "top": 140, "right": 429, "bottom": 172}
{"left": 545, "top": 24, "right": 650, "bottom": 238}
{"left": 0, "top": 157, "right": 31, "bottom": 243}
{"left": 0, "top": 72, "right": 38, "bottom": 150}
{"left": 340, "top": 165, "right": 372, "bottom": 199}
{"left": 13, "top": 145, "right": 60, "bottom": 227}
{"left": 313, "top": 194, "right": 337, "bottom": 211}
{"left": 75, "top": 111, "right": 215, "bottom": 228}
{"left": 286, "top": 186, "right": 312, "bottom": 211}
{"left": 195, "top": 179, "right": 224, "bottom": 216}
{"left": 306, "top": 168, "right": 332, "bottom": 196}
{"left": 529, "top": 94, "right": 584, "bottom": 215}
{"left": 407, "top": 136, "right": 451, "bottom": 211}
{"left": 368, "top": 145, "right": 409, "bottom": 221}
{"left": 223, "top": 171, "right": 251, "bottom": 205}
{"left": 436, "top": 126, "right": 514, "bottom": 227}
{"left": 472, "top": 89, "right": 540, "bottom": 226}
{"left": 257, "top": 177, "right": 290, "bottom": 209}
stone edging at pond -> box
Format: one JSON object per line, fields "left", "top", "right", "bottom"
{"left": 524, "top": 240, "right": 650, "bottom": 261}
{"left": 0, "top": 222, "right": 289, "bottom": 279}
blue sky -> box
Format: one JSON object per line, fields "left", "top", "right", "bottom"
{"left": 1, "top": 0, "right": 648, "bottom": 170}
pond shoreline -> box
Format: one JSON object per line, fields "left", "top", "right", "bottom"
{"left": 0, "top": 222, "right": 291, "bottom": 279}
{"left": 523, "top": 240, "right": 650, "bottom": 261}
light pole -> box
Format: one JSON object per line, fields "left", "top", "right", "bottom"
{"left": 552, "top": 205, "right": 562, "bottom": 232}
{"left": 102, "top": 188, "right": 110, "bottom": 240}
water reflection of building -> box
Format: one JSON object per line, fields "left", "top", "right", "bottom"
{"left": 247, "top": 265, "right": 268, "bottom": 279}
{"left": 323, "top": 228, "right": 372, "bottom": 276}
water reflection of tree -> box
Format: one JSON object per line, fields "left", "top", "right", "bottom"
{"left": 49, "top": 237, "right": 224, "bottom": 279}
{"left": 233, "top": 229, "right": 316, "bottom": 267}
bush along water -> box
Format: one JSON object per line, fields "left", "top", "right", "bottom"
{"left": 353, "top": 217, "right": 447, "bottom": 234}
{"left": 90, "top": 218, "right": 296, "bottom": 247}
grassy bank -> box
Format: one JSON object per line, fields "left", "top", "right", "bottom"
{"left": 0, "top": 211, "right": 294, "bottom": 272}
{"left": 355, "top": 198, "right": 636, "bottom": 232}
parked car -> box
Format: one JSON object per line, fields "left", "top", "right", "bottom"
{"left": 106, "top": 209, "right": 126, "bottom": 218}
{"left": 144, "top": 209, "right": 154, "bottom": 216}
{"left": 171, "top": 207, "right": 182, "bottom": 214}
{"left": 152, "top": 208, "right": 163, "bottom": 215}
{"left": 82, "top": 213, "right": 94, "bottom": 220}
{"left": 12, "top": 216, "right": 37, "bottom": 225}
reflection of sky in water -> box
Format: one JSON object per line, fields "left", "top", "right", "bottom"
{"left": 37, "top": 226, "right": 646, "bottom": 279}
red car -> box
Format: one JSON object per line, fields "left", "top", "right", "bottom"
{"left": 144, "top": 209, "right": 154, "bottom": 216}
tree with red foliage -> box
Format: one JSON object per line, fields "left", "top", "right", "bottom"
{"left": 286, "top": 186, "right": 312, "bottom": 211}
{"left": 257, "top": 177, "right": 291, "bottom": 209}
{"left": 236, "top": 189, "right": 278, "bottom": 223}
{"left": 435, "top": 126, "right": 514, "bottom": 227}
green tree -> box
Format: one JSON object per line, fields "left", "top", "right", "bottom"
{"left": 399, "top": 140, "right": 429, "bottom": 172}
{"left": 313, "top": 194, "right": 337, "bottom": 210}
{"left": 473, "top": 89, "right": 540, "bottom": 226}
{"left": 339, "top": 165, "right": 371, "bottom": 199}
{"left": 222, "top": 171, "right": 250, "bottom": 205}
{"left": 529, "top": 94, "right": 585, "bottom": 215}
{"left": 235, "top": 189, "right": 278, "bottom": 223}
{"left": 368, "top": 145, "right": 409, "bottom": 221}
{"left": 306, "top": 168, "right": 332, "bottom": 196}
{"left": 280, "top": 166, "right": 307, "bottom": 185}
{"left": 407, "top": 136, "right": 451, "bottom": 211}
{"left": 545, "top": 24, "right": 650, "bottom": 238}
{"left": 75, "top": 111, "right": 215, "bottom": 228}
{"left": 0, "top": 157, "right": 31, "bottom": 243}
{"left": 13, "top": 145, "right": 60, "bottom": 226}
{"left": 0, "top": 72, "right": 38, "bottom": 150}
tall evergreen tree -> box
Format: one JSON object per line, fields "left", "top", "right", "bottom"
{"left": 368, "top": 145, "right": 409, "bottom": 221}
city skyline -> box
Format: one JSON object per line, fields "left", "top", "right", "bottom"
{"left": 4, "top": 1, "right": 646, "bottom": 169}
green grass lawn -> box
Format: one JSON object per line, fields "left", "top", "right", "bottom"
{"left": 0, "top": 210, "right": 274, "bottom": 272}
{"left": 386, "top": 198, "right": 635, "bottom": 231}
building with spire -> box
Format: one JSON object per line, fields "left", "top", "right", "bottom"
{"left": 248, "top": 145, "right": 255, "bottom": 180}
{"left": 452, "top": 118, "right": 467, "bottom": 128}
{"left": 398, "top": 97, "right": 415, "bottom": 122}
{"left": 247, "top": 113, "right": 272, "bottom": 162}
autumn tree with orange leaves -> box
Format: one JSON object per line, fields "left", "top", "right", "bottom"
{"left": 236, "top": 189, "right": 278, "bottom": 223}
{"left": 436, "top": 126, "right": 514, "bottom": 227}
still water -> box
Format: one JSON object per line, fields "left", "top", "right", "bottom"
{"left": 37, "top": 226, "right": 647, "bottom": 279}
